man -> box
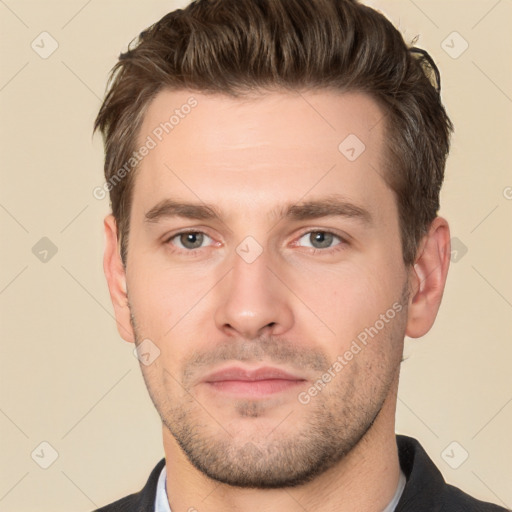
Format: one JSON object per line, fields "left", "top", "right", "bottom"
{"left": 92, "top": 0, "right": 508, "bottom": 510}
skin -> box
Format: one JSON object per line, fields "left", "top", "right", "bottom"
{"left": 103, "top": 89, "right": 451, "bottom": 512}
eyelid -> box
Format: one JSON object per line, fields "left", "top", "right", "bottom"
{"left": 164, "top": 227, "right": 349, "bottom": 254}
{"left": 164, "top": 228, "right": 218, "bottom": 250}
{"left": 293, "top": 228, "right": 349, "bottom": 246}
{"left": 299, "top": 228, "right": 346, "bottom": 238}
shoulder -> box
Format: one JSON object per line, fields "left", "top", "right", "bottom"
{"left": 93, "top": 493, "right": 141, "bottom": 512}
{"left": 92, "top": 458, "right": 166, "bottom": 512}
{"left": 396, "top": 435, "right": 509, "bottom": 512}
{"left": 441, "top": 483, "right": 510, "bottom": 512}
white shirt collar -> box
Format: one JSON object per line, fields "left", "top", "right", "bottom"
{"left": 155, "top": 464, "right": 172, "bottom": 512}
{"left": 381, "top": 469, "right": 407, "bottom": 512}
{"left": 154, "top": 464, "right": 406, "bottom": 512}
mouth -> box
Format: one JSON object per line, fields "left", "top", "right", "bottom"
{"left": 201, "top": 366, "right": 307, "bottom": 397}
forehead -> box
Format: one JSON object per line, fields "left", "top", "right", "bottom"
{"left": 132, "top": 88, "right": 390, "bottom": 218}
{"left": 138, "top": 88, "right": 384, "bottom": 155}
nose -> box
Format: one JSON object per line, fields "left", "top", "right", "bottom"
{"left": 213, "top": 244, "right": 294, "bottom": 340}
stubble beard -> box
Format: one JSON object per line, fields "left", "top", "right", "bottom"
{"left": 129, "top": 292, "right": 408, "bottom": 489}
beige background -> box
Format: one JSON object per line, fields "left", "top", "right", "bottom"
{"left": 0, "top": 0, "right": 511, "bottom": 510}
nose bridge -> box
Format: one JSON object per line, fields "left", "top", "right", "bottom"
{"left": 213, "top": 238, "right": 294, "bottom": 339}
{"left": 231, "top": 240, "right": 272, "bottom": 303}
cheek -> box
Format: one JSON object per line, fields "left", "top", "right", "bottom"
{"left": 126, "top": 257, "right": 222, "bottom": 346}
{"left": 126, "top": 262, "right": 179, "bottom": 335}
{"left": 288, "top": 258, "right": 403, "bottom": 340}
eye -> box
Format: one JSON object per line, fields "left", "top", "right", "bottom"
{"left": 167, "top": 231, "right": 214, "bottom": 250}
{"left": 296, "top": 230, "right": 344, "bottom": 250}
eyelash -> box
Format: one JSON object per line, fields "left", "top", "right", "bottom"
{"left": 164, "top": 229, "right": 348, "bottom": 255}
{"left": 294, "top": 230, "right": 347, "bottom": 254}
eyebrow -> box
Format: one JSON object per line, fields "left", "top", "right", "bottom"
{"left": 144, "top": 195, "right": 373, "bottom": 226}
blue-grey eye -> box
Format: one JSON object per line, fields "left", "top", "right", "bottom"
{"left": 173, "top": 232, "right": 211, "bottom": 250}
{"left": 298, "top": 231, "right": 341, "bottom": 249}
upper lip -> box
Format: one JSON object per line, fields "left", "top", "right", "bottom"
{"left": 203, "top": 366, "right": 306, "bottom": 383}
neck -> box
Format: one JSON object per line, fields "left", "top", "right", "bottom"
{"left": 162, "top": 372, "right": 401, "bottom": 512}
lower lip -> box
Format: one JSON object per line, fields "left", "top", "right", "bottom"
{"left": 205, "top": 379, "right": 304, "bottom": 397}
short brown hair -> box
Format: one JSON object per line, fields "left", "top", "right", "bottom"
{"left": 94, "top": 0, "right": 453, "bottom": 266}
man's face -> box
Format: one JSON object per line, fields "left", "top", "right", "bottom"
{"left": 121, "top": 89, "right": 410, "bottom": 487}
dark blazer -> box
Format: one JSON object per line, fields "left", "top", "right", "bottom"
{"left": 94, "top": 435, "right": 509, "bottom": 511}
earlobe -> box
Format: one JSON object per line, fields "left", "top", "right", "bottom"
{"left": 103, "top": 214, "right": 135, "bottom": 343}
{"left": 405, "top": 217, "right": 451, "bottom": 339}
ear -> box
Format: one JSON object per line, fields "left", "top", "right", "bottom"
{"left": 103, "top": 214, "right": 135, "bottom": 343}
{"left": 406, "top": 216, "right": 451, "bottom": 338}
